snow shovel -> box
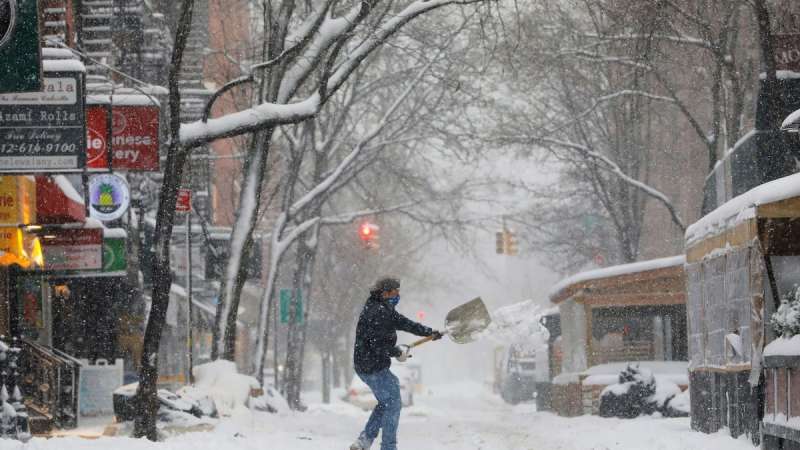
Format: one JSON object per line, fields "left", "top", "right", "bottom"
{"left": 408, "top": 297, "right": 492, "bottom": 348}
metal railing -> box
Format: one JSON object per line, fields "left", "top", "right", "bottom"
{"left": 19, "top": 339, "right": 80, "bottom": 430}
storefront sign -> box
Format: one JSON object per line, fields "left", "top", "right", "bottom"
{"left": 0, "top": 227, "right": 39, "bottom": 267}
{"left": 0, "top": 175, "right": 35, "bottom": 225}
{"left": 0, "top": 71, "right": 86, "bottom": 172}
{"left": 102, "top": 238, "right": 126, "bottom": 272}
{"left": 86, "top": 103, "right": 111, "bottom": 172}
{"left": 88, "top": 174, "right": 130, "bottom": 221}
{"left": 775, "top": 34, "right": 800, "bottom": 72}
{"left": 42, "top": 228, "right": 102, "bottom": 271}
{"left": 0, "top": 0, "right": 41, "bottom": 93}
{"left": 111, "top": 103, "right": 160, "bottom": 171}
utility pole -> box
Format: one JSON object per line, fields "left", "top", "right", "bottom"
{"left": 186, "top": 209, "right": 194, "bottom": 384}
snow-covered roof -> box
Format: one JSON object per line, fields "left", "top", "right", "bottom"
{"left": 41, "top": 48, "right": 78, "bottom": 60}
{"left": 760, "top": 70, "right": 800, "bottom": 80}
{"left": 103, "top": 228, "right": 127, "bottom": 239}
{"left": 53, "top": 175, "right": 84, "bottom": 205}
{"left": 42, "top": 59, "right": 86, "bottom": 73}
{"left": 548, "top": 255, "right": 685, "bottom": 303}
{"left": 87, "top": 94, "right": 160, "bottom": 107}
{"left": 685, "top": 171, "right": 800, "bottom": 247}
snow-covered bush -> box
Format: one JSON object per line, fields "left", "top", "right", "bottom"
{"left": 599, "top": 365, "right": 657, "bottom": 418}
{"left": 771, "top": 285, "right": 800, "bottom": 337}
{"left": 598, "top": 365, "right": 687, "bottom": 419}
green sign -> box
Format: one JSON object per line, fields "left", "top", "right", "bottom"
{"left": 279, "top": 288, "right": 303, "bottom": 324}
{"left": 102, "top": 238, "right": 127, "bottom": 272}
{"left": 0, "top": 0, "right": 41, "bottom": 93}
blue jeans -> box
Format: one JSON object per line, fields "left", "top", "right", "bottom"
{"left": 357, "top": 368, "right": 402, "bottom": 450}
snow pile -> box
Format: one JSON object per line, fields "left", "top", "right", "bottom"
{"left": 599, "top": 365, "right": 687, "bottom": 419}
{"left": 190, "top": 361, "right": 259, "bottom": 416}
{"left": 582, "top": 361, "right": 689, "bottom": 386}
{"left": 765, "top": 335, "right": 800, "bottom": 357}
{"left": 485, "top": 300, "right": 549, "bottom": 348}
{"left": 248, "top": 386, "right": 290, "bottom": 414}
{"left": 669, "top": 389, "right": 691, "bottom": 414}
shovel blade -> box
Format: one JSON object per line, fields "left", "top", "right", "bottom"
{"left": 445, "top": 297, "right": 492, "bottom": 344}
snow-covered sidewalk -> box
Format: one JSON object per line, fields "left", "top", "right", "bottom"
{"left": 6, "top": 382, "right": 755, "bottom": 450}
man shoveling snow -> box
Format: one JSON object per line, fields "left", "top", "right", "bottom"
{"left": 349, "top": 277, "right": 442, "bottom": 450}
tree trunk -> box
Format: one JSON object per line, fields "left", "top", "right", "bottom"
{"left": 133, "top": 0, "right": 194, "bottom": 440}
{"left": 332, "top": 350, "right": 341, "bottom": 388}
{"left": 321, "top": 350, "right": 331, "bottom": 404}
{"left": 213, "top": 129, "right": 274, "bottom": 361}
{"left": 284, "top": 230, "right": 316, "bottom": 409}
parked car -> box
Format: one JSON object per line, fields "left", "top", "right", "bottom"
{"left": 499, "top": 345, "right": 537, "bottom": 405}
{"left": 345, "top": 365, "right": 415, "bottom": 410}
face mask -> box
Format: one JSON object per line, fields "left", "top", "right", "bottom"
{"left": 387, "top": 295, "right": 400, "bottom": 306}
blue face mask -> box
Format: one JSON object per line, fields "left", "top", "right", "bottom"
{"left": 387, "top": 295, "right": 400, "bottom": 306}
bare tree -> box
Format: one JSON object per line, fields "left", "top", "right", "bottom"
{"left": 464, "top": 0, "right": 761, "bottom": 268}
{"left": 134, "top": 0, "right": 492, "bottom": 440}
{"left": 211, "top": 0, "right": 493, "bottom": 362}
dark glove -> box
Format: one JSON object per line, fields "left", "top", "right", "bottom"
{"left": 431, "top": 330, "right": 444, "bottom": 341}
{"left": 395, "top": 344, "right": 412, "bottom": 362}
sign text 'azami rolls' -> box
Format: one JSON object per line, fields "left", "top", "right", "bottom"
{"left": 0, "top": 71, "right": 85, "bottom": 173}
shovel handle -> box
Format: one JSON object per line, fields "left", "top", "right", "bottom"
{"left": 409, "top": 330, "right": 448, "bottom": 348}
{"left": 410, "top": 336, "right": 435, "bottom": 348}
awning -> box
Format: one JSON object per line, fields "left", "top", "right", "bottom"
{"left": 36, "top": 176, "right": 85, "bottom": 224}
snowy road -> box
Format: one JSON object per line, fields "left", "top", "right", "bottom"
{"left": 8, "top": 382, "right": 756, "bottom": 450}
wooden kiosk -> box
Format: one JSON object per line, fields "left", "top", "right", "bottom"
{"left": 685, "top": 172, "right": 800, "bottom": 445}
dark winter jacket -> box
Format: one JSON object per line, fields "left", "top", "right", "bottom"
{"left": 353, "top": 292, "right": 433, "bottom": 374}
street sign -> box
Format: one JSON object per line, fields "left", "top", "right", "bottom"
{"left": 0, "top": 0, "right": 41, "bottom": 93}
{"left": 0, "top": 69, "right": 86, "bottom": 172}
{"left": 176, "top": 189, "right": 192, "bottom": 212}
{"left": 88, "top": 174, "right": 130, "bottom": 221}
{"left": 41, "top": 228, "right": 103, "bottom": 271}
{"left": 279, "top": 288, "right": 303, "bottom": 324}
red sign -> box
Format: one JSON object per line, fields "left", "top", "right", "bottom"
{"left": 42, "top": 228, "right": 103, "bottom": 271}
{"left": 176, "top": 189, "right": 192, "bottom": 212}
{"left": 111, "top": 105, "right": 160, "bottom": 171}
{"left": 86, "top": 104, "right": 111, "bottom": 172}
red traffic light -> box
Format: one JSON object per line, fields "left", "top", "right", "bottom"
{"left": 359, "top": 222, "right": 379, "bottom": 241}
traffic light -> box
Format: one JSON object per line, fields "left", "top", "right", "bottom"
{"left": 496, "top": 232, "right": 505, "bottom": 254}
{"left": 359, "top": 222, "right": 380, "bottom": 249}
{"left": 504, "top": 231, "right": 518, "bottom": 256}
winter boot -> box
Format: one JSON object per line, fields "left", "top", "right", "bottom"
{"left": 349, "top": 434, "right": 373, "bottom": 450}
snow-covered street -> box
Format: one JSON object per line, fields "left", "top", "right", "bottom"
{"left": 6, "top": 382, "right": 754, "bottom": 450}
